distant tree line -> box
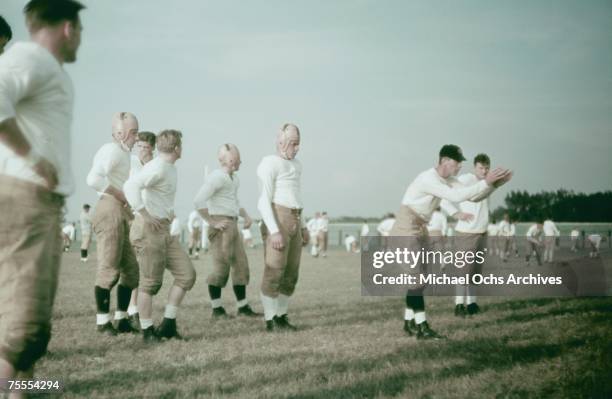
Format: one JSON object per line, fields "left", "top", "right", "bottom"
{"left": 491, "top": 190, "right": 612, "bottom": 222}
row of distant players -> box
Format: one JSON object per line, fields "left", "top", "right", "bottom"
{"left": 345, "top": 215, "right": 608, "bottom": 258}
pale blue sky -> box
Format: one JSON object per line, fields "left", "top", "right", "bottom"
{"left": 3, "top": 0, "right": 612, "bottom": 222}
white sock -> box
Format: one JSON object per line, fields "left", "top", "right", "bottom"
{"left": 404, "top": 308, "right": 415, "bottom": 321}
{"left": 467, "top": 285, "right": 477, "bottom": 304}
{"left": 140, "top": 318, "right": 153, "bottom": 330}
{"left": 455, "top": 285, "right": 466, "bottom": 305}
{"left": 127, "top": 305, "right": 138, "bottom": 316}
{"left": 211, "top": 299, "right": 222, "bottom": 309}
{"left": 277, "top": 294, "right": 290, "bottom": 316}
{"left": 96, "top": 313, "right": 110, "bottom": 325}
{"left": 260, "top": 292, "right": 278, "bottom": 321}
{"left": 415, "top": 311, "right": 427, "bottom": 325}
{"left": 164, "top": 304, "right": 178, "bottom": 319}
{"left": 236, "top": 299, "right": 248, "bottom": 308}
{"left": 114, "top": 311, "right": 127, "bottom": 320}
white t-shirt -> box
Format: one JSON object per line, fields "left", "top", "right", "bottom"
{"left": 242, "top": 228, "right": 253, "bottom": 240}
{"left": 0, "top": 42, "right": 75, "bottom": 195}
{"left": 360, "top": 223, "right": 370, "bottom": 236}
{"left": 497, "top": 220, "right": 512, "bottom": 237}
{"left": 427, "top": 211, "right": 448, "bottom": 235}
{"left": 440, "top": 173, "right": 494, "bottom": 234}
{"left": 588, "top": 234, "right": 601, "bottom": 248}
{"left": 194, "top": 169, "right": 241, "bottom": 217}
{"left": 487, "top": 223, "right": 499, "bottom": 237}
{"left": 257, "top": 155, "right": 303, "bottom": 234}
{"left": 344, "top": 235, "right": 356, "bottom": 251}
{"left": 87, "top": 142, "right": 131, "bottom": 196}
{"left": 570, "top": 229, "right": 580, "bottom": 239}
{"left": 188, "top": 210, "right": 203, "bottom": 232}
{"left": 306, "top": 218, "right": 319, "bottom": 234}
{"left": 80, "top": 211, "right": 92, "bottom": 235}
{"left": 316, "top": 217, "right": 329, "bottom": 233}
{"left": 377, "top": 218, "right": 396, "bottom": 236}
{"left": 543, "top": 220, "right": 560, "bottom": 237}
{"left": 62, "top": 224, "right": 75, "bottom": 240}
{"left": 123, "top": 157, "right": 177, "bottom": 220}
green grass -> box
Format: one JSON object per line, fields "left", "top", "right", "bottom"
{"left": 34, "top": 246, "right": 612, "bottom": 398}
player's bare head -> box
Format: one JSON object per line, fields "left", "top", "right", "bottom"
{"left": 112, "top": 112, "right": 139, "bottom": 150}
{"left": 473, "top": 153, "right": 490, "bottom": 179}
{"left": 276, "top": 123, "right": 300, "bottom": 160}
{"left": 24, "top": 0, "right": 85, "bottom": 63}
{"left": 217, "top": 143, "right": 241, "bottom": 172}
{"left": 0, "top": 15, "right": 12, "bottom": 55}
{"left": 136, "top": 131, "right": 156, "bottom": 162}
{"left": 437, "top": 144, "right": 466, "bottom": 178}
{"left": 504, "top": 213, "right": 509, "bottom": 221}
{"left": 157, "top": 129, "right": 183, "bottom": 157}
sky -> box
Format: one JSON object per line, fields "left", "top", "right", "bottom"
{"left": 3, "top": 0, "right": 612, "bottom": 223}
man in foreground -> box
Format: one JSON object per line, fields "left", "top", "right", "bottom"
{"left": 0, "top": 0, "right": 84, "bottom": 387}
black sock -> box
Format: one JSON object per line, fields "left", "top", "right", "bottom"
{"left": 117, "top": 284, "right": 132, "bottom": 312}
{"left": 189, "top": 248, "right": 193, "bottom": 255}
{"left": 81, "top": 249, "right": 87, "bottom": 258}
{"left": 405, "top": 293, "right": 425, "bottom": 312}
{"left": 95, "top": 286, "right": 111, "bottom": 314}
{"left": 208, "top": 285, "right": 222, "bottom": 300}
{"left": 233, "top": 285, "right": 246, "bottom": 302}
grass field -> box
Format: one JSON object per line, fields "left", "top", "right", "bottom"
{"left": 34, "top": 245, "right": 612, "bottom": 398}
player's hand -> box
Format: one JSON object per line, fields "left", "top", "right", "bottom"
{"left": 32, "top": 158, "right": 59, "bottom": 191}
{"left": 493, "top": 170, "right": 513, "bottom": 187}
{"left": 243, "top": 216, "right": 253, "bottom": 229}
{"left": 213, "top": 220, "right": 229, "bottom": 231}
{"left": 270, "top": 232, "right": 285, "bottom": 251}
{"left": 485, "top": 168, "right": 510, "bottom": 186}
{"left": 301, "top": 228, "right": 310, "bottom": 247}
{"left": 455, "top": 212, "right": 474, "bottom": 222}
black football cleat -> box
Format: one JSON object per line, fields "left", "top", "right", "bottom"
{"left": 115, "top": 318, "right": 139, "bottom": 334}
{"left": 97, "top": 321, "right": 117, "bottom": 336}
{"left": 142, "top": 326, "right": 160, "bottom": 343}
{"left": 274, "top": 314, "right": 298, "bottom": 331}
{"left": 416, "top": 322, "right": 445, "bottom": 340}
{"left": 155, "top": 317, "right": 183, "bottom": 340}
{"left": 237, "top": 304, "right": 261, "bottom": 317}
{"left": 403, "top": 319, "right": 417, "bottom": 336}
{"left": 466, "top": 303, "right": 480, "bottom": 315}
{"left": 212, "top": 306, "right": 230, "bottom": 319}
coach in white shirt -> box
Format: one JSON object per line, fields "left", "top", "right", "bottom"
{"left": 125, "top": 130, "right": 196, "bottom": 342}
{"left": 257, "top": 123, "right": 309, "bottom": 332}
{"left": 87, "top": 112, "right": 140, "bottom": 336}
{"left": 391, "top": 145, "right": 510, "bottom": 339}
{"left": 0, "top": 0, "right": 83, "bottom": 381}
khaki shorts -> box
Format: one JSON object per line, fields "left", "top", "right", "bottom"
{"left": 130, "top": 214, "right": 196, "bottom": 295}
{"left": 0, "top": 176, "right": 64, "bottom": 371}
{"left": 261, "top": 204, "right": 304, "bottom": 297}
{"left": 207, "top": 216, "right": 249, "bottom": 287}
{"left": 388, "top": 205, "right": 429, "bottom": 291}
{"left": 81, "top": 233, "right": 91, "bottom": 250}
{"left": 453, "top": 231, "right": 487, "bottom": 280}
{"left": 92, "top": 195, "right": 139, "bottom": 289}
